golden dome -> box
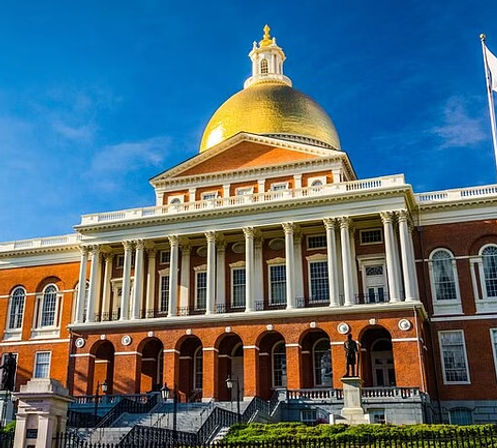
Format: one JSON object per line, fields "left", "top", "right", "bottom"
{"left": 199, "top": 81, "right": 341, "bottom": 153}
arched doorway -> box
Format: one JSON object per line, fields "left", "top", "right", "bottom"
{"left": 138, "top": 338, "right": 164, "bottom": 393}
{"left": 300, "top": 329, "right": 332, "bottom": 388}
{"left": 177, "top": 335, "right": 203, "bottom": 401}
{"left": 257, "top": 331, "right": 286, "bottom": 399}
{"left": 360, "top": 327, "right": 396, "bottom": 387}
{"left": 90, "top": 341, "right": 115, "bottom": 394}
{"left": 216, "top": 333, "right": 244, "bottom": 401}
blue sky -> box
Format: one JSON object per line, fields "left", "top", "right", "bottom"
{"left": 1, "top": 0, "right": 497, "bottom": 241}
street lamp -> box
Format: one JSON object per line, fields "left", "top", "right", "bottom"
{"left": 161, "top": 383, "right": 177, "bottom": 443}
{"left": 226, "top": 376, "right": 241, "bottom": 423}
{"left": 94, "top": 380, "right": 108, "bottom": 424}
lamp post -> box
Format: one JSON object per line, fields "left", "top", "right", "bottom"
{"left": 161, "top": 383, "right": 177, "bottom": 443}
{"left": 94, "top": 380, "right": 108, "bottom": 424}
{"left": 226, "top": 376, "right": 241, "bottom": 423}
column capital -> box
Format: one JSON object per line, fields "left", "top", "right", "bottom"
{"left": 134, "top": 239, "right": 145, "bottom": 250}
{"left": 79, "top": 246, "right": 90, "bottom": 256}
{"left": 89, "top": 245, "right": 100, "bottom": 255}
{"left": 338, "top": 216, "right": 352, "bottom": 229}
{"left": 123, "top": 240, "right": 134, "bottom": 250}
{"left": 103, "top": 252, "right": 114, "bottom": 262}
{"left": 205, "top": 230, "right": 216, "bottom": 243}
{"left": 323, "top": 217, "right": 337, "bottom": 230}
{"left": 380, "top": 211, "right": 395, "bottom": 224}
{"left": 396, "top": 209, "right": 412, "bottom": 224}
{"left": 146, "top": 247, "right": 157, "bottom": 257}
{"left": 243, "top": 227, "right": 255, "bottom": 239}
{"left": 282, "top": 222, "right": 295, "bottom": 235}
{"left": 216, "top": 238, "right": 227, "bottom": 252}
{"left": 168, "top": 235, "right": 180, "bottom": 247}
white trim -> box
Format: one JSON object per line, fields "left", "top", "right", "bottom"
{"left": 167, "top": 194, "right": 185, "bottom": 205}
{"left": 359, "top": 228, "right": 383, "bottom": 246}
{"left": 33, "top": 351, "right": 51, "bottom": 379}
{"left": 270, "top": 181, "right": 289, "bottom": 191}
{"left": 357, "top": 256, "right": 387, "bottom": 304}
{"left": 431, "top": 314, "right": 497, "bottom": 322}
{"left": 201, "top": 190, "right": 219, "bottom": 201}
{"left": 307, "top": 176, "right": 327, "bottom": 188}
{"left": 158, "top": 270, "right": 170, "bottom": 313}
{"left": 194, "top": 269, "right": 207, "bottom": 311}
{"left": 114, "top": 351, "right": 142, "bottom": 356}
{"left": 307, "top": 257, "right": 329, "bottom": 304}
{"left": 306, "top": 234, "right": 327, "bottom": 250}
{"left": 478, "top": 244, "right": 497, "bottom": 303}
{"left": 243, "top": 345, "right": 259, "bottom": 350}
{"left": 267, "top": 262, "right": 286, "bottom": 306}
{"left": 202, "top": 347, "right": 218, "bottom": 352}
{"left": 70, "top": 353, "right": 96, "bottom": 358}
{"left": 0, "top": 338, "right": 70, "bottom": 347}
{"left": 391, "top": 337, "right": 419, "bottom": 342}
{"left": 6, "top": 286, "right": 26, "bottom": 332}
{"left": 271, "top": 340, "right": 287, "bottom": 388}
{"left": 230, "top": 265, "right": 246, "bottom": 309}
{"left": 163, "top": 348, "right": 180, "bottom": 354}
{"left": 490, "top": 328, "right": 497, "bottom": 381}
{"left": 438, "top": 330, "right": 471, "bottom": 385}
{"left": 159, "top": 250, "right": 171, "bottom": 265}
{"left": 285, "top": 343, "right": 301, "bottom": 348}
{"left": 235, "top": 186, "right": 254, "bottom": 196}
{"left": 312, "top": 337, "right": 331, "bottom": 387}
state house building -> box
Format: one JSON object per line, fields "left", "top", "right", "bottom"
{"left": 1, "top": 26, "right": 497, "bottom": 426}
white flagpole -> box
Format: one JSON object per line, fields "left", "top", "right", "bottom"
{"left": 480, "top": 33, "right": 497, "bottom": 177}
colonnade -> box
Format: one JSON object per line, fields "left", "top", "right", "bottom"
{"left": 74, "top": 210, "right": 419, "bottom": 323}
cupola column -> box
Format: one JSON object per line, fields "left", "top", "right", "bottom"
{"left": 131, "top": 240, "right": 144, "bottom": 319}
{"left": 339, "top": 217, "right": 355, "bottom": 306}
{"left": 381, "top": 212, "right": 401, "bottom": 302}
{"left": 205, "top": 231, "right": 217, "bottom": 315}
{"left": 86, "top": 245, "right": 101, "bottom": 323}
{"left": 75, "top": 247, "right": 89, "bottom": 323}
{"left": 120, "top": 240, "right": 134, "bottom": 320}
{"left": 323, "top": 218, "right": 340, "bottom": 307}
{"left": 243, "top": 227, "right": 255, "bottom": 312}
{"left": 167, "top": 236, "right": 180, "bottom": 317}
{"left": 282, "top": 222, "right": 296, "bottom": 309}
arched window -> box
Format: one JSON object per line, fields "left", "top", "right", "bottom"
{"left": 310, "top": 179, "right": 323, "bottom": 187}
{"left": 8, "top": 287, "right": 25, "bottom": 329}
{"left": 41, "top": 285, "right": 58, "bottom": 327}
{"left": 481, "top": 245, "right": 497, "bottom": 299}
{"left": 313, "top": 339, "right": 332, "bottom": 386}
{"left": 260, "top": 58, "right": 269, "bottom": 74}
{"left": 193, "top": 346, "right": 203, "bottom": 391}
{"left": 272, "top": 342, "right": 287, "bottom": 387}
{"left": 430, "top": 249, "right": 459, "bottom": 301}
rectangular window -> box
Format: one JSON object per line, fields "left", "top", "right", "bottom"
{"left": 309, "top": 261, "right": 329, "bottom": 302}
{"left": 236, "top": 187, "right": 253, "bottom": 196}
{"left": 159, "top": 250, "right": 170, "bottom": 264}
{"left": 491, "top": 329, "right": 497, "bottom": 377}
{"left": 307, "top": 235, "right": 327, "bottom": 250}
{"left": 360, "top": 229, "right": 383, "bottom": 245}
{"left": 301, "top": 409, "right": 317, "bottom": 424}
{"left": 270, "top": 265, "right": 286, "bottom": 305}
{"left": 160, "top": 275, "right": 170, "bottom": 312}
{"left": 34, "top": 352, "right": 51, "bottom": 379}
{"left": 201, "top": 191, "right": 217, "bottom": 200}
{"left": 270, "top": 182, "right": 288, "bottom": 191}
{"left": 116, "top": 255, "right": 125, "bottom": 268}
{"left": 232, "top": 268, "right": 246, "bottom": 308}
{"left": 195, "top": 271, "right": 207, "bottom": 310}
{"left": 439, "top": 331, "right": 470, "bottom": 383}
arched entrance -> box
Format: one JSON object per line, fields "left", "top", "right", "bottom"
{"left": 257, "top": 331, "right": 286, "bottom": 399}
{"left": 360, "top": 327, "right": 396, "bottom": 387}
{"left": 90, "top": 340, "right": 115, "bottom": 394}
{"left": 138, "top": 338, "right": 164, "bottom": 393}
{"left": 177, "top": 335, "right": 203, "bottom": 402}
{"left": 300, "top": 329, "right": 332, "bottom": 388}
{"left": 216, "top": 333, "right": 244, "bottom": 401}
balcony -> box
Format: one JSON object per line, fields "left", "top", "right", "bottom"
{"left": 286, "top": 387, "right": 424, "bottom": 403}
{"left": 79, "top": 174, "right": 406, "bottom": 226}
{"left": 0, "top": 233, "right": 81, "bottom": 253}
{"left": 415, "top": 184, "right": 497, "bottom": 204}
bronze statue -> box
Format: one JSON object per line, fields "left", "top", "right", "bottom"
{"left": 0, "top": 353, "right": 16, "bottom": 391}
{"left": 344, "top": 334, "right": 358, "bottom": 377}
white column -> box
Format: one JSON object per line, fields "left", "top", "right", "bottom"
{"left": 293, "top": 174, "right": 302, "bottom": 189}
{"left": 243, "top": 227, "right": 255, "bottom": 312}
{"left": 86, "top": 246, "right": 101, "bottom": 323}
{"left": 131, "top": 240, "right": 144, "bottom": 319}
{"left": 223, "top": 184, "right": 230, "bottom": 197}
{"left": 350, "top": 229, "right": 359, "bottom": 297}
{"left": 294, "top": 228, "right": 304, "bottom": 306}
{"left": 189, "top": 188, "right": 196, "bottom": 203}
{"left": 75, "top": 247, "right": 89, "bottom": 323}
{"left": 282, "top": 222, "right": 296, "bottom": 309}
{"left": 205, "top": 231, "right": 216, "bottom": 315}
{"left": 339, "top": 217, "right": 354, "bottom": 306}
{"left": 145, "top": 247, "right": 157, "bottom": 317}
{"left": 380, "top": 212, "right": 401, "bottom": 302}
{"left": 168, "top": 235, "right": 179, "bottom": 317}
{"left": 216, "top": 239, "right": 226, "bottom": 312}
{"left": 254, "top": 235, "right": 264, "bottom": 308}
{"left": 323, "top": 218, "right": 340, "bottom": 307}
{"left": 392, "top": 225, "right": 403, "bottom": 300}
{"left": 179, "top": 241, "right": 191, "bottom": 310}
{"left": 407, "top": 222, "right": 420, "bottom": 299}
{"left": 398, "top": 210, "right": 418, "bottom": 301}
{"left": 120, "top": 240, "right": 133, "bottom": 320}
{"left": 258, "top": 179, "right": 265, "bottom": 195}
{"left": 101, "top": 253, "right": 114, "bottom": 320}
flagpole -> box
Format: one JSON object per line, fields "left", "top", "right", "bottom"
{"left": 480, "top": 33, "right": 497, "bottom": 177}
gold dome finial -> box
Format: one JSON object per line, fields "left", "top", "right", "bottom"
{"left": 260, "top": 24, "right": 272, "bottom": 47}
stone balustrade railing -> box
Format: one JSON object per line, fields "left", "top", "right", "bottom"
{"left": 0, "top": 233, "right": 81, "bottom": 253}
{"left": 415, "top": 184, "right": 497, "bottom": 204}
{"left": 286, "top": 386, "right": 421, "bottom": 402}
{"left": 79, "top": 174, "right": 406, "bottom": 225}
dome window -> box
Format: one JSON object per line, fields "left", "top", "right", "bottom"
{"left": 260, "top": 58, "right": 269, "bottom": 74}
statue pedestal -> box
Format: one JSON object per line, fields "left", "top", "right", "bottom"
{"left": 13, "top": 379, "right": 73, "bottom": 448}
{"left": 0, "top": 391, "right": 14, "bottom": 427}
{"left": 340, "top": 377, "right": 369, "bottom": 425}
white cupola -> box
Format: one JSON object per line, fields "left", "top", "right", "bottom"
{"left": 243, "top": 25, "right": 292, "bottom": 89}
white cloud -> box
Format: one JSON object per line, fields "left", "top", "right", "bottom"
{"left": 51, "top": 120, "right": 96, "bottom": 143}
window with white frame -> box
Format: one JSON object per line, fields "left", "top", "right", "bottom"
{"left": 430, "top": 249, "right": 459, "bottom": 301}
{"left": 260, "top": 58, "right": 268, "bottom": 74}
{"left": 491, "top": 329, "right": 497, "bottom": 376}
{"left": 34, "top": 352, "right": 51, "bottom": 378}
{"left": 159, "top": 275, "right": 169, "bottom": 313}
{"left": 116, "top": 255, "right": 125, "bottom": 268}
{"left": 360, "top": 229, "right": 383, "bottom": 245}
{"left": 269, "top": 264, "right": 286, "bottom": 305}
{"left": 231, "top": 268, "right": 246, "bottom": 308}
{"left": 201, "top": 191, "right": 218, "bottom": 200}
{"left": 195, "top": 271, "right": 207, "bottom": 310}
{"left": 194, "top": 347, "right": 203, "bottom": 390}
{"left": 236, "top": 187, "right": 253, "bottom": 196}
{"left": 439, "top": 330, "right": 470, "bottom": 384}
{"left": 272, "top": 342, "right": 287, "bottom": 387}
{"left": 481, "top": 245, "right": 497, "bottom": 299}
{"left": 8, "top": 287, "right": 25, "bottom": 330}
{"left": 167, "top": 195, "right": 184, "bottom": 205}
{"left": 313, "top": 338, "right": 332, "bottom": 386}
{"left": 308, "top": 176, "right": 326, "bottom": 188}
{"left": 159, "top": 250, "right": 170, "bottom": 264}
{"left": 307, "top": 235, "right": 327, "bottom": 250}
{"left": 309, "top": 261, "right": 329, "bottom": 303}
{"left": 270, "top": 182, "right": 288, "bottom": 191}
{"left": 40, "top": 285, "right": 58, "bottom": 327}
